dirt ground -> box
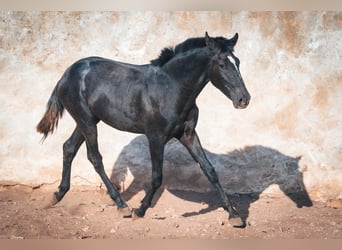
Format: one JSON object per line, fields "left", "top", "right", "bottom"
{"left": 0, "top": 184, "right": 341, "bottom": 239}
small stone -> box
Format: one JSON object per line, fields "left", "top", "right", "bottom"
{"left": 10, "top": 235, "right": 24, "bottom": 240}
{"left": 99, "top": 205, "right": 106, "bottom": 212}
{"left": 327, "top": 200, "right": 342, "bottom": 209}
{"left": 249, "top": 220, "right": 256, "bottom": 226}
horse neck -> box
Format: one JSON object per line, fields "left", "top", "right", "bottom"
{"left": 163, "top": 49, "right": 211, "bottom": 105}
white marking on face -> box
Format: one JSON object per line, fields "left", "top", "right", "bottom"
{"left": 227, "top": 55, "right": 238, "bottom": 71}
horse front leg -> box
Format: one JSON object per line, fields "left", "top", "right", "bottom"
{"left": 179, "top": 129, "right": 246, "bottom": 228}
{"left": 134, "top": 135, "right": 165, "bottom": 218}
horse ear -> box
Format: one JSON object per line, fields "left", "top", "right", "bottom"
{"left": 205, "top": 31, "right": 215, "bottom": 50}
{"left": 229, "top": 33, "right": 239, "bottom": 47}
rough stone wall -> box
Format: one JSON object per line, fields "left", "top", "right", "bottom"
{"left": 0, "top": 11, "right": 341, "bottom": 201}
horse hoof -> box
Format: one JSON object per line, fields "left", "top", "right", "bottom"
{"left": 132, "top": 208, "right": 145, "bottom": 219}
{"left": 51, "top": 194, "right": 59, "bottom": 205}
{"left": 229, "top": 216, "right": 246, "bottom": 228}
{"left": 117, "top": 206, "right": 132, "bottom": 218}
{"left": 131, "top": 210, "right": 140, "bottom": 220}
{"left": 43, "top": 194, "right": 59, "bottom": 209}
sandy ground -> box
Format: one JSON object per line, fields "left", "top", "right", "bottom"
{"left": 0, "top": 184, "right": 341, "bottom": 239}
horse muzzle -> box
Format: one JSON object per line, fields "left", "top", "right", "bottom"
{"left": 232, "top": 90, "right": 251, "bottom": 109}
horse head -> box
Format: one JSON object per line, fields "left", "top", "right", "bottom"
{"left": 206, "top": 32, "right": 251, "bottom": 109}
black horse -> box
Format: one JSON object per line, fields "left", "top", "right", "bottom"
{"left": 36, "top": 32, "right": 251, "bottom": 227}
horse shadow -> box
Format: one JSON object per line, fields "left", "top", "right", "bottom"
{"left": 110, "top": 135, "right": 312, "bottom": 222}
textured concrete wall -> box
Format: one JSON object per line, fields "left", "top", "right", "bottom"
{"left": 0, "top": 11, "right": 341, "bottom": 201}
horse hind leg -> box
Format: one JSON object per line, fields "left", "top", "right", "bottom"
{"left": 55, "top": 127, "right": 84, "bottom": 204}
{"left": 44, "top": 127, "right": 85, "bottom": 208}
{"left": 53, "top": 94, "right": 130, "bottom": 217}
{"left": 77, "top": 120, "right": 131, "bottom": 217}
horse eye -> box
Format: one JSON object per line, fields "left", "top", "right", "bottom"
{"left": 219, "top": 64, "right": 225, "bottom": 69}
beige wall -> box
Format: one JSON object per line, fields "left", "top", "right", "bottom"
{"left": 0, "top": 11, "right": 341, "bottom": 201}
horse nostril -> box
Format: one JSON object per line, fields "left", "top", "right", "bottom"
{"left": 238, "top": 97, "right": 249, "bottom": 108}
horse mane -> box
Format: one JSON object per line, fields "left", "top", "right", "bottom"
{"left": 151, "top": 36, "right": 233, "bottom": 67}
{"left": 151, "top": 37, "right": 207, "bottom": 67}
{"left": 150, "top": 47, "right": 175, "bottom": 66}
{"left": 174, "top": 37, "right": 207, "bottom": 54}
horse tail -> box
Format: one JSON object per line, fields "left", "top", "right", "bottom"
{"left": 36, "top": 83, "right": 64, "bottom": 142}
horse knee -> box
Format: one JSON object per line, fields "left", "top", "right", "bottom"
{"left": 151, "top": 173, "right": 163, "bottom": 189}
{"left": 210, "top": 170, "right": 219, "bottom": 182}
{"left": 86, "top": 148, "right": 101, "bottom": 163}
{"left": 202, "top": 167, "right": 219, "bottom": 183}
{"left": 152, "top": 179, "right": 162, "bottom": 189}
{"left": 63, "top": 140, "right": 77, "bottom": 159}
{"left": 86, "top": 151, "right": 104, "bottom": 173}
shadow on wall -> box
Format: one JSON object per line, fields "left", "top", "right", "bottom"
{"left": 110, "top": 135, "right": 312, "bottom": 221}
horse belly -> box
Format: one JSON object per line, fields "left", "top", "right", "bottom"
{"left": 101, "top": 109, "right": 145, "bottom": 134}
{"left": 88, "top": 91, "right": 146, "bottom": 134}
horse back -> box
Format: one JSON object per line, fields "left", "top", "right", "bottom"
{"left": 56, "top": 56, "right": 177, "bottom": 134}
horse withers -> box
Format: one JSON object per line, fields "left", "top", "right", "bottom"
{"left": 36, "top": 32, "right": 250, "bottom": 228}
